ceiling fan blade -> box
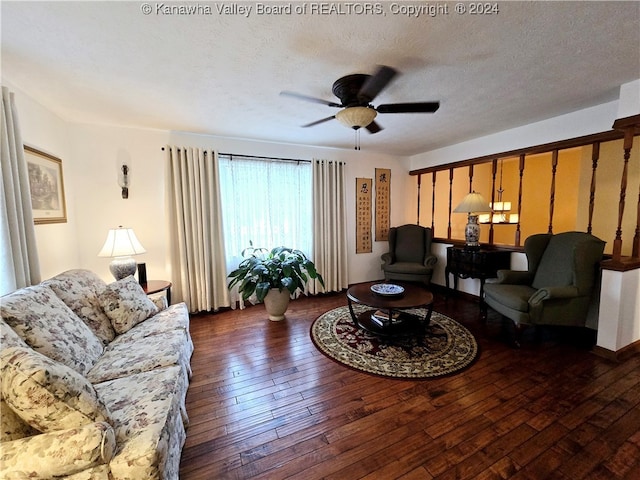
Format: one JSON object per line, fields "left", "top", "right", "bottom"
{"left": 280, "top": 91, "right": 342, "bottom": 108}
{"left": 358, "top": 65, "right": 398, "bottom": 103}
{"left": 301, "top": 116, "right": 336, "bottom": 127}
{"left": 376, "top": 102, "right": 440, "bottom": 114}
{"left": 365, "top": 121, "right": 383, "bottom": 134}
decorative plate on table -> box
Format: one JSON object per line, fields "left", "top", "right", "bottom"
{"left": 370, "top": 283, "right": 405, "bottom": 296}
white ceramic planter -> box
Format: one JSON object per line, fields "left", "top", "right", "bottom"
{"left": 263, "top": 288, "right": 291, "bottom": 321}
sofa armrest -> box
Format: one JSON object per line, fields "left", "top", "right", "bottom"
{"left": 149, "top": 294, "right": 168, "bottom": 311}
{"left": 496, "top": 270, "right": 534, "bottom": 285}
{"left": 0, "top": 421, "right": 115, "bottom": 478}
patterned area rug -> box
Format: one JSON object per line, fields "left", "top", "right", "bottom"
{"left": 310, "top": 305, "right": 478, "bottom": 379}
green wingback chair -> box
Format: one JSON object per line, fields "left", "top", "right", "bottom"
{"left": 484, "top": 231, "right": 605, "bottom": 344}
{"left": 381, "top": 224, "right": 437, "bottom": 286}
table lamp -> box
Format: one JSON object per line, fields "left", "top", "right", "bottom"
{"left": 453, "top": 192, "right": 492, "bottom": 249}
{"left": 98, "top": 226, "right": 146, "bottom": 280}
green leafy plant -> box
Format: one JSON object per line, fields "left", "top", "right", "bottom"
{"left": 228, "top": 243, "right": 325, "bottom": 302}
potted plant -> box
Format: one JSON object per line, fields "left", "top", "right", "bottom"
{"left": 228, "top": 244, "right": 325, "bottom": 321}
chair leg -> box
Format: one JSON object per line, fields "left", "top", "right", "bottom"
{"left": 504, "top": 317, "right": 525, "bottom": 348}
{"left": 512, "top": 323, "right": 526, "bottom": 348}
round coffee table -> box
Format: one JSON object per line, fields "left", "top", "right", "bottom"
{"left": 346, "top": 281, "right": 434, "bottom": 336}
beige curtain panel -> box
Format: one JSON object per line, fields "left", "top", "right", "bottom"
{"left": 0, "top": 86, "right": 40, "bottom": 295}
{"left": 165, "top": 146, "right": 230, "bottom": 312}
{"left": 312, "top": 159, "right": 348, "bottom": 293}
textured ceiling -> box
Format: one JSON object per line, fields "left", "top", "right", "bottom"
{"left": 2, "top": 1, "right": 639, "bottom": 156}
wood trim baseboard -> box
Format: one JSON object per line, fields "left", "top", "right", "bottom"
{"left": 592, "top": 339, "right": 640, "bottom": 362}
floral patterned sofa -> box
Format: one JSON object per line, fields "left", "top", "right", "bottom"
{"left": 0, "top": 269, "right": 193, "bottom": 479}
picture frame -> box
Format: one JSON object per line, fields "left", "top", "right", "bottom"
{"left": 25, "top": 145, "right": 67, "bottom": 224}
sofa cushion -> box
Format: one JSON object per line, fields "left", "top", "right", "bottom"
{"left": 44, "top": 269, "right": 116, "bottom": 345}
{"left": 122, "top": 302, "right": 190, "bottom": 338}
{"left": 0, "top": 346, "right": 112, "bottom": 433}
{"left": 0, "top": 398, "right": 38, "bottom": 441}
{"left": 110, "top": 303, "right": 193, "bottom": 355}
{"left": 87, "top": 328, "right": 193, "bottom": 385}
{"left": 1, "top": 285, "right": 104, "bottom": 375}
{"left": 94, "top": 366, "right": 188, "bottom": 480}
{"left": 98, "top": 276, "right": 159, "bottom": 334}
{"left": 484, "top": 284, "right": 537, "bottom": 312}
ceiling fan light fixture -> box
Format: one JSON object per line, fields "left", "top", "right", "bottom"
{"left": 335, "top": 106, "right": 377, "bottom": 129}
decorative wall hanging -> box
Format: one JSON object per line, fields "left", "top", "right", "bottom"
{"left": 375, "top": 168, "right": 391, "bottom": 241}
{"left": 355, "top": 177, "right": 372, "bottom": 253}
{"left": 25, "top": 146, "right": 67, "bottom": 224}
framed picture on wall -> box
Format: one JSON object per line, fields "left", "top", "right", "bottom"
{"left": 24, "top": 145, "right": 67, "bottom": 224}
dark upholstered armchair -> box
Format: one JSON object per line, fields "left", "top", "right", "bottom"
{"left": 483, "top": 232, "right": 605, "bottom": 343}
{"left": 381, "top": 224, "right": 437, "bottom": 286}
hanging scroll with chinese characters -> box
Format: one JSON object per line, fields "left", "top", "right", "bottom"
{"left": 356, "top": 177, "right": 372, "bottom": 253}
{"left": 375, "top": 168, "right": 391, "bottom": 241}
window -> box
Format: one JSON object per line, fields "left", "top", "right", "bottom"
{"left": 218, "top": 154, "right": 312, "bottom": 273}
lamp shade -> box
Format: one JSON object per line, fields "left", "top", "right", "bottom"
{"left": 98, "top": 227, "right": 146, "bottom": 257}
{"left": 453, "top": 192, "right": 492, "bottom": 214}
{"left": 335, "top": 107, "right": 377, "bottom": 129}
{"left": 98, "top": 227, "right": 146, "bottom": 280}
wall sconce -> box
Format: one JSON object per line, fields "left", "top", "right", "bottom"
{"left": 118, "top": 163, "right": 130, "bottom": 199}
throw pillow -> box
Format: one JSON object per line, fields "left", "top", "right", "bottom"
{"left": 0, "top": 318, "right": 28, "bottom": 350}
{"left": 0, "top": 346, "right": 112, "bottom": 433}
{"left": 99, "top": 275, "right": 159, "bottom": 334}
{"left": 1, "top": 285, "right": 105, "bottom": 375}
{"left": 44, "top": 269, "right": 116, "bottom": 345}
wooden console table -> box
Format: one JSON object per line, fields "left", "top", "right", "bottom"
{"left": 445, "top": 247, "right": 511, "bottom": 305}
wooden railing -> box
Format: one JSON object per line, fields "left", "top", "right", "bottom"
{"left": 410, "top": 114, "right": 640, "bottom": 270}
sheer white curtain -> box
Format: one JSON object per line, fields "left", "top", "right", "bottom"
{"left": 218, "top": 154, "right": 312, "bottom": 306}
{"left": 311, "top": 159, "right": 348, "bottom": 293}
{"left": 165, "top": 146, "right": 230, "bottom": 312}
{"left": 0, "top": 86, "right": 40, "bottom": 295}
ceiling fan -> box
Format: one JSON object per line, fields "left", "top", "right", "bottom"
{"left": 280, "top": 65, "right": 440, "bottom": 137}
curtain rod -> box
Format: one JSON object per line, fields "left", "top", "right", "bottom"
{"left": 219, "top": 153, "right": 311, "bottom": 164}
{"left": 162, "top": 147, "right": 344, "bottom": 165}
{"left": 161, "top": 147, "right": 312, "bottom": 164}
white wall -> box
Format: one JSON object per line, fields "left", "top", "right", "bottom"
{"left": 410, "top": 101, "right": 620, "bottom": 171}
{"left": 597, "top": 268, "right": 640, "bottom": 351}
{"left": 617, "top": 79, "right": 640, "bottom": 119}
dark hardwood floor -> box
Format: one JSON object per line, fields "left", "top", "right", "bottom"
{"left": 179, "top": 288, "right": 640, "bottom": 479}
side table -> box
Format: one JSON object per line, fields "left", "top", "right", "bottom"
{"left": 445, "top": 247, "right": 510, "bottom": 309}
{"left": 142, "top": 280, "right": 172, "bottom": 305}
